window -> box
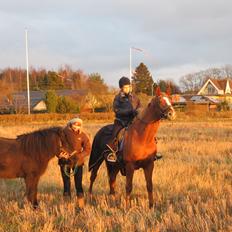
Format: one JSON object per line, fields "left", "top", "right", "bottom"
{"left": 205, "top": 83, "right": 217, "bottom": 95}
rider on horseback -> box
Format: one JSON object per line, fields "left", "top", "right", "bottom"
{"left": 107, "top": 76, "right": 162, "bottom": 162}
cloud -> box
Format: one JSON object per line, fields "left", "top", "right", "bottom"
{"left": 0, "top": 0, "right": 231, "bottom": 85}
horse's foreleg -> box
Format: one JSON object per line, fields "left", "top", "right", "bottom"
{"left": 24, "top": 175, "right": 40, "bottom": 208}
{"left": 107, "top": 163, "right": 120, "bottom": 195}
{"left": 143, "top": 161, "right": 154, "bottom": 208}
{"left": 89, "top": 162, "right": 101, "bottom": 195}
{"left": 125, "top": 163, "right": 135, "bottom": 208}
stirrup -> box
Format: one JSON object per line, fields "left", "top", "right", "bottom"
{"left": 107, "top": 152, "right": 117, "bottom": 163}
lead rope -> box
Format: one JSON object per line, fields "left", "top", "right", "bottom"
{"left": 63, "top": 164, "right": 79, "bottom": 177}
{"left": 61, "top": 150, "right": 78, "bottom": 177}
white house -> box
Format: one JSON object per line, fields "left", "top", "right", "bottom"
{"left": 197, "top": 78, "right": 232, "bottom": 95}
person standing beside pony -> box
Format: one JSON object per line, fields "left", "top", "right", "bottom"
{"left": 58, "top": 117, "right": 91, "bottom": 208}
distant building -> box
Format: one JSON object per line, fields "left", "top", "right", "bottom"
{"left": 197, "top": 78, "right": 232, "bottom": 95}
{"left": 0, "top": 89, "right": 87, "bottom": 114}
{"left": 197, "top": 78, "right": 232, "bottom": 109}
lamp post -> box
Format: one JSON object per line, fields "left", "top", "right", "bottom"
{"left": 25, "top": 29, "right": 30, "bottom": 115}
{"left": 151, "top": 82, "right": 156, "bottom": 96}
{"left": 129, "top": 47, "right": 144, "bottom": 81}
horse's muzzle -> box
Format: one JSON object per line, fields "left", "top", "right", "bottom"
{"left": 165, "top": 107, "right": 176, "bottom": 120}
{"left": 166, "top": 107, "right": 176, "bottom": 121}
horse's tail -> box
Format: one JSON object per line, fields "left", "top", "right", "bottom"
{"left": 88, "top": 124, "right": 113, "bottom": 171}
{"left": 88, "top": 135, "right": 104, "bottom": 171}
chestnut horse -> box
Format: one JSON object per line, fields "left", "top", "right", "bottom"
{"left": 88, "top": 90, "right": 176, "bottom": 208}
{"left": 0, "top": 127, "right": 73, "bottom": 208}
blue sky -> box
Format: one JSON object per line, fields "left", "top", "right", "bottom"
{"left": 0, "top": 0, "right": 231, "bottom": 86}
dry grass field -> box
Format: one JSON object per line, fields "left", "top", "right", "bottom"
{"left": 0, "top": 119, "right": 231, "bottom": 231}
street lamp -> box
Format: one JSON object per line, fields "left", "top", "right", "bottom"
{"left": 129, "top": 47, "right": 144, "bottom": 81}
{"left": 25, "top": 29, "right": 30, "bottom": 115}
{"left": 151, "top": 82, "right": 157, "bottom": 96}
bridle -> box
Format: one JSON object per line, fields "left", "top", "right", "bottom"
{"left": 136, "top": 97, "right": 172, "bottom": 125}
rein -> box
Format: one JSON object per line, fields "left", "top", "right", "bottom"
{"left": 136, "top": 105, "right": 170, "bottom": 125}
{"left": 56, "top": 130, "right": 79, "bottom": 177}
{"left": 63, "top": 164, "right": 79, "bottom": 177}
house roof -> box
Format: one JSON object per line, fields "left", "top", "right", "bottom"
{"left": 190, "top": 95, "right": 219, "bottom": 104}
{"left": 11, "top": 89, "right": 87, "bottom": 109}
{"left": 210, "top": 79, "right": 230, "bottom": 91}
{"left": 171, "top": 94, "right": 187, "bottom": 103}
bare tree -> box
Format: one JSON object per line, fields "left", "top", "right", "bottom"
{"left": 179, "top": 65, "right": 232, "bottom": 93}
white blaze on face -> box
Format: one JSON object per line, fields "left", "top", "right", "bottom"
{"left": 163, "top": 97, "right": 172, "bottom": 106}
{"left": 163, "top": 96, "right": 176, "bottom": 120}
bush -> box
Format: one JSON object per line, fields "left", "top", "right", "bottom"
{"left": 217, "top": 101, "right": 230, "bottom": 111}
{"left": 56, "top": 96, "right": 79, "bottom": 113}
{"left": 45, "top": 90, "right": 58, "bottom": 113}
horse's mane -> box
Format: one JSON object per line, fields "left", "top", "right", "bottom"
{"left": 17, "top": 126, "right": 62, "bottom": 159}
{"left": 134, "top": 97, "right": 153, "bottom": 123}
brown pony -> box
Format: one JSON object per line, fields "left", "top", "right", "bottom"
{"left": 88, "top": 89, "right": 176, "bottom": 208}
{"left": 0, "top": 126, "right": 73, "bottom": 208}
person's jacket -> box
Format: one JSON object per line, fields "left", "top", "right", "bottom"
{"left": 113, "top": 91, "right": 141, "bottom": 125}
{"left": 63, "top": 126, "right": 91, "bottom": 165}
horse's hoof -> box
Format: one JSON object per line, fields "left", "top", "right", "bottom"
{"left": 33, "top": 202, "right": 39, "bottom": 210}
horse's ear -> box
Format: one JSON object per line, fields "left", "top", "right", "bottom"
{"left": 166, "top": 84, "right": 171, "bottom": 97}
{"left": 155, "top": 86, "right": 161, "bottom": 96}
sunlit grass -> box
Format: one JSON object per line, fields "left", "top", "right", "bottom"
{"left": 0, "top": 120, "right": 231, "bottom": 231}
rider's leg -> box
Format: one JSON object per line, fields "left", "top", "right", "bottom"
{"left": 106, "top": 120, "right": 124, "bottom": 162}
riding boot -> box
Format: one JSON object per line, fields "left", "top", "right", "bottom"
{"left": 106, "top": 120, "right": 124, "bottom": 162}
{"left": 60, "top": 165, "right": 71, "bottom": 198}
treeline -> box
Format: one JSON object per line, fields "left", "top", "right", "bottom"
{"left": 0, "top": 65, "right": 108, "bottom": 92}
{"left": 1, "top": 63, "right": 231, "bottom": 102}
{"left": 0, "top": 63, "right": 181, "bottom": 95}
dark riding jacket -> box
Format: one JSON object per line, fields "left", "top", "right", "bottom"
{"left": 113, "top": 91, "right": 141, "bottom": 126}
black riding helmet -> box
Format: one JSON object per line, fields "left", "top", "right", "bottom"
{"left": 119, "top": 76, "right": 130, "bottom": 88}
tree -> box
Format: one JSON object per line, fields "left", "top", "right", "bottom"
{"left": 132, "top": 63, "right": 154, "bottom": 95}
{"left": 45, "top": 90, "right": 58, "bottom": 113}
{"left": 87, "top": 73, "right": 108, "bottom": 95}
{"left": 56, "top": 96, "right": 79, "bottom": 113}
{"left": 156, "top": 80, "right": 181, "bottom": 94}
{"left": 39, "top": 71, "right": 64, "bottom": 90}
{"left": 180, "top": 65, "right": 232, "bottom": 93}
{"left": 86, "top": 92, "right": 98, "bottom": 113}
